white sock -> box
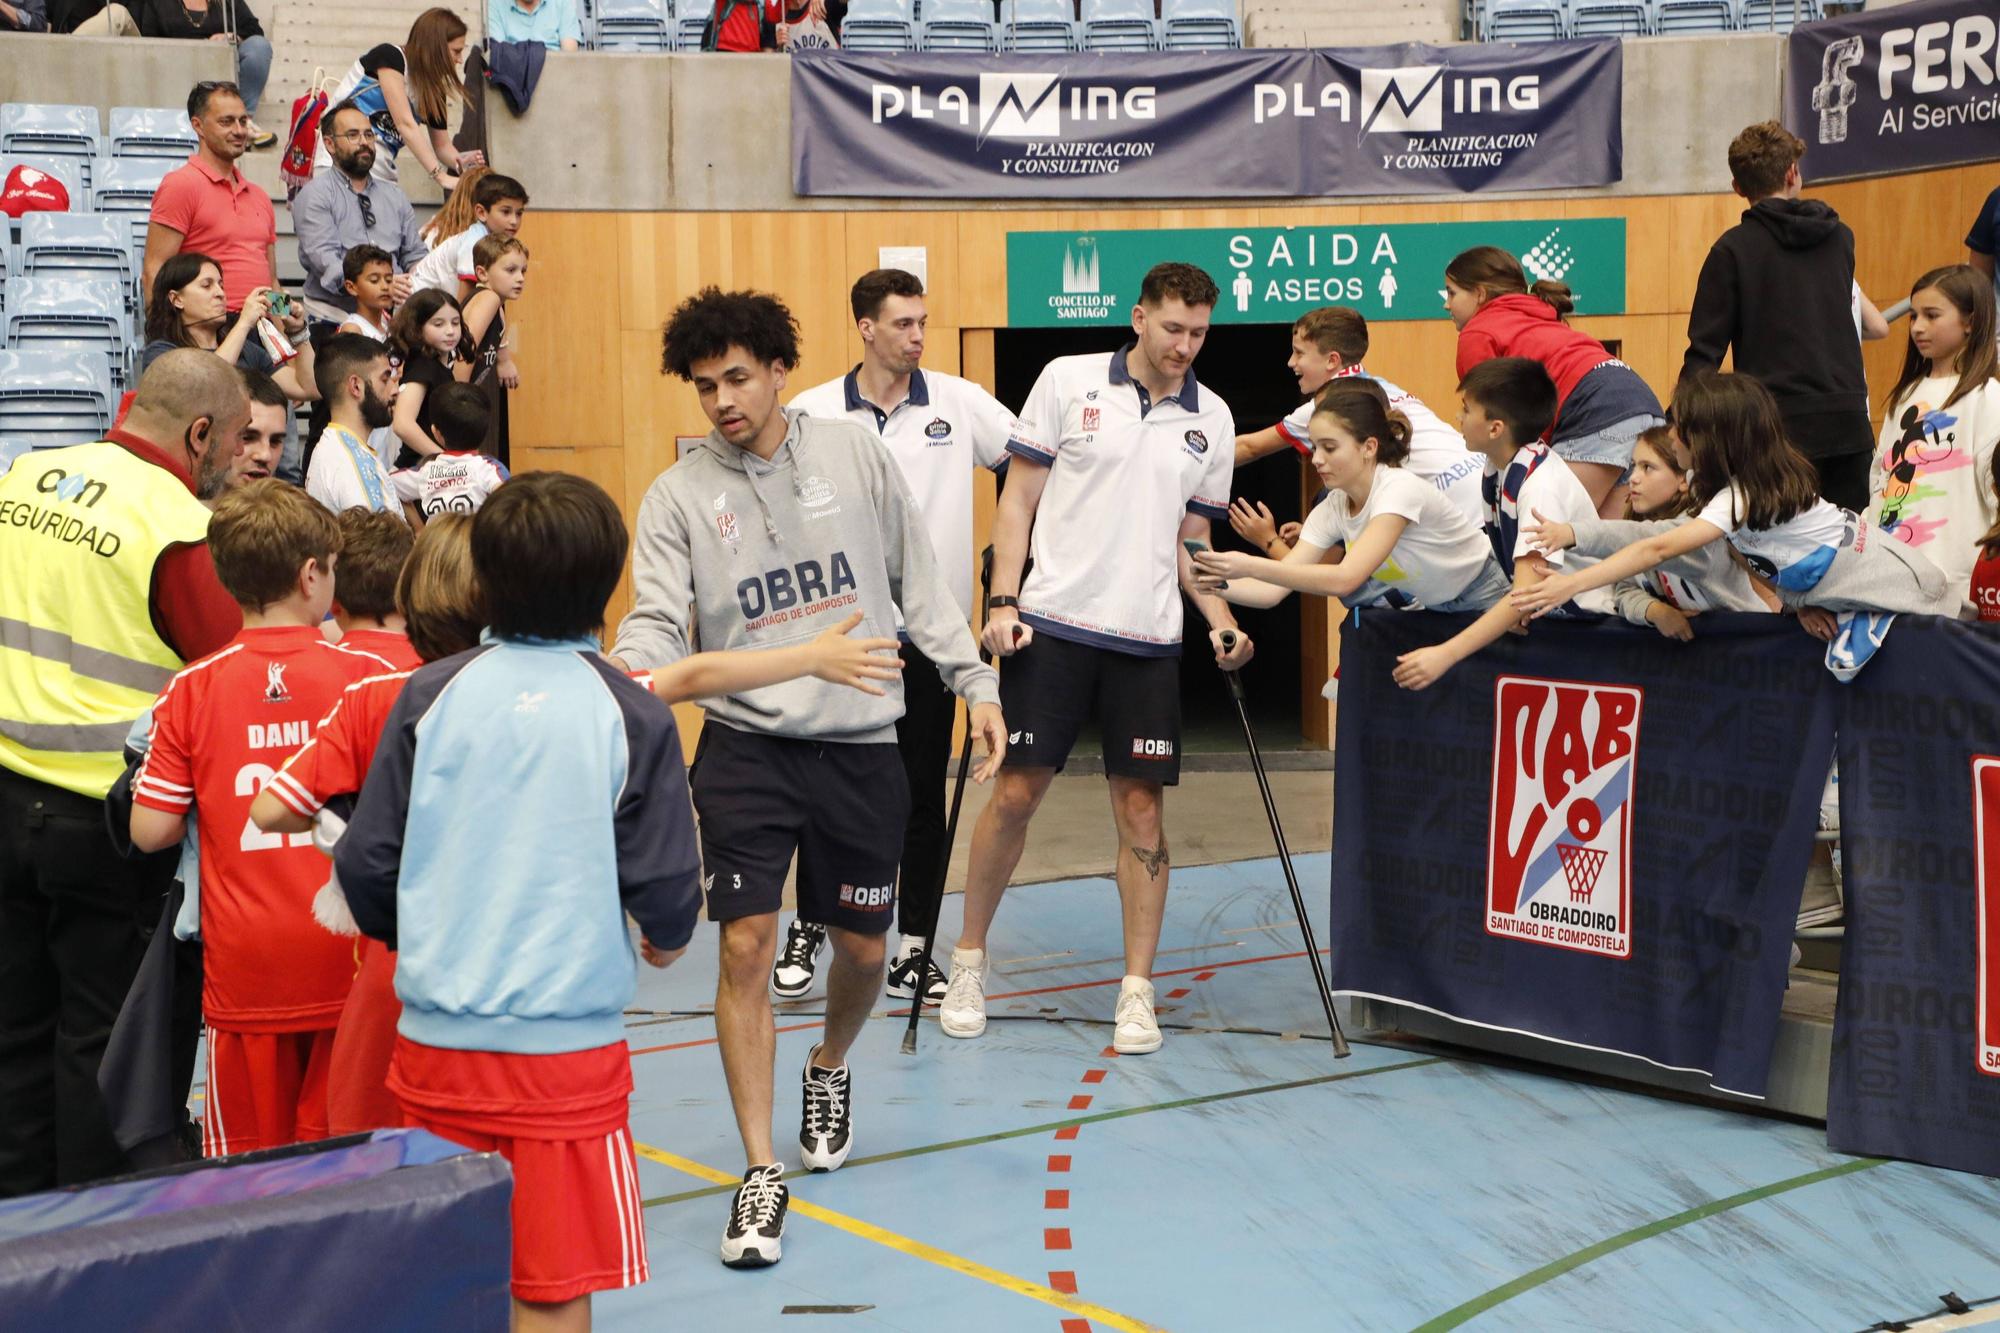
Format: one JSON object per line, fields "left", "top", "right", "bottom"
{"left": 897, "top": 932, "right": 926, "bottom": 959}
{"left": 1122, "top": 974, "right": 1153, "bottom": 993}
{"left": 951, "top": 946, "right": 985, "bottom": 970}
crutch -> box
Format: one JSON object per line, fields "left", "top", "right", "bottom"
{"left": 902, "top": 546, "right": 995, "bottom": 1055}
{"left": 1217, "top": 630, "right": 1350, "bottom": 1058}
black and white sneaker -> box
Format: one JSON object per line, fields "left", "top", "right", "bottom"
{"left": 800, "top": 1046, "right": 853, "bottom": 1172}
{"left": 884, "top": 937, "right": 948, "bottom": 1006}
{"left": 720, "top": 1163, "right": 788, "bottom": 1269}
{"left": 771, "top": 919, "right": 826, "bottom": 999}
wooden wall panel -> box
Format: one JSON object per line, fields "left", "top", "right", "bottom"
{"left": 511, "top": 213, "right": 626, "bottom": 449}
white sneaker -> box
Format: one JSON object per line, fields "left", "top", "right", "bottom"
{"left": 770, "top": 919, "right": 826, "bottom": 999}
{"left": 939, "top": 947, "right": 988, "bottom": 1039}
{"left": 1113, "top": 976, "right": 1162, "bottom": 1054}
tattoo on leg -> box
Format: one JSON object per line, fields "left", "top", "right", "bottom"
{"left": 1131, "top": 840, "right": 1169, "bottom": 880}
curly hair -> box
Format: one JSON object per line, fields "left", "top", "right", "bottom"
{"left": 660, "top": 287, "right": 801, "bottom": 381}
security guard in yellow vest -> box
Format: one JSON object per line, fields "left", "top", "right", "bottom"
{"left": 0, "top": 351, "right": 248, "bottom": 1197}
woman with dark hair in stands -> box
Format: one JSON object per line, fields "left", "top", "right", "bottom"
{"left": 71, "top": 0, "right": 280, "bottom": 148}
{"left": 141, "top": 251, "right": 318, "bottom": 403}
{"left": 314, "top": 7, "right": 486, "bottom": 192}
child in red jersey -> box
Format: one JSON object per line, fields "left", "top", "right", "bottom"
{"left": 330, "top": 507, "right": 421, "bottom": 670}
{"left": 129, "top": 481, "right": 396, "bottom": 1155}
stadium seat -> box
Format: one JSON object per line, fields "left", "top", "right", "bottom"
{"left": 1161, "top": 0, "right": 1239, "bottom": 49}
{"left": 1569, "top": 0, "right": 1648, "bottom": 34}
{"left": 0, "top": 104, "right": 101, "bottom": 190}
{"left": 1652, "top": 0, "right": 1732, "bottom": 29}
{"left": 0, "top": 155, "right": 84, "bottom": 247}
{"left": 1080, "top": 0, "right": 1157, "bottom": 49}
{"left": 841, "top": 0, "right": 918, "bottom": 52}
{"left": 593, "top": 0, "right": 673, "bottom": 49}
{"left": 1738, "top": 0, "right": 1817, "bottom": 29}
{"left": 0, "top": 349, "right": 115, "bottom": 447}
{"left": 1001, "top": 0, "right": 1077, "bottom": 49}
{"left": 107, "top": 107, "right": 197, "bottom": 160}
{"left": 922, "top": 0, "right": 1001, "bottom": 49}
{"left": 2, "top": 277, "right": 132, "bottom": 390}
{"left": 18, "top": 214, "right": 136, "bottom": 310}
{"left": 89, "top": 156, "right": 172, "bottom": 260}
{"left": 1482, "top": 0, "right": 1565, "bottom": 39}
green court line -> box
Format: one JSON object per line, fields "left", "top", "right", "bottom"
{"left": 639, "top": 1055, "right": 1445, "bottom": 1209}
{"left": 1410, "top": 1155, "right": 1891, "bottom": 1332}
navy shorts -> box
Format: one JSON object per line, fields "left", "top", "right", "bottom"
{"left": 998, "top": 632, "right": 1182, "bottom": 785}
{"left": 688, "top": 723, "right": 909, "bottom": 934}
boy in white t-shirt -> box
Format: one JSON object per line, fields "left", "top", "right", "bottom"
{"left": 408, "top": 174, "right": 529, "bottom": 303}
{"left": 305, "top": 333, "right": 407, "bottom": 522}
{"left": 336, "top": 245, "right": 396, "bottom": 343}
{"left": 1393, "top": 357, "right": 1606, "bottom": 691}
{"left": 1193, "top": 379, "right": 1507, "bottom": 615}
{"left": 393, "top": 381, "right": 509, "bottom": 521}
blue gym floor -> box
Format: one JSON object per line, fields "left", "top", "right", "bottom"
{"left": 194, "top": 857, "right": 2000, "bottom": 1331}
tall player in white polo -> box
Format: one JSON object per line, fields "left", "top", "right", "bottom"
{"left": 1235, "top": 306, "right": 1486, "bottom": 534}
{"left": 784, "top": 269, "right": 1018, "bottom": 1008}
{"left": 941, "top": 262, "right": 1254, "bottom": 1056}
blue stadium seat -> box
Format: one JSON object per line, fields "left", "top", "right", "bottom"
{"left": 1001, "top": 0, "right": 1076, "bottom": 49}
{"left": 0, "top": 104, "right": 101, "bottom": 190}
{"left": 1653, "top": 0, "right": 1733, "bottom": 29}
{"left": 842, "top": 0, "right": 918, "bottom": 52}
{"left": 923, "top": 0, "right": 1000, "bottom": 50}
{"left": 673, "top": 13, "right": 710, "bottom": 47}
{"left": 2, "top": 277, "right": 132, "bottom": 390}
{"left": 89, "top": 156, "right": 171, "bottom": 261}
{"left": 1161, "top": 0, "right": 1238, "bottom": 49}
{"left": 0, "top": 349, "right": 115, "bottom": 448}
{"left": 107, "top": 107, "right": 197, "bottom": 160}
{"left": 1079, "top": 0, "right": 1157, "bottom": 49}
{"left": 0, "top": 156, "right": 84, "bottom": 247}
{"left": 18, "top": 214, "right": 136, "bottom": 311}
{"left": 1483, "top": 0, "right": 1565, "bottom": 38}
{"left": 1738, "top": 0, "right": 1817, "bottom": 28}
{"left": 593, "top": 0, "right": 673, "bottom": 48}
{"left": 1569, "top": 0, "right": 1647, "bottom": 34}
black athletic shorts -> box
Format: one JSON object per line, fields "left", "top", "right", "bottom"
{"left": 688, "top": 723, "right": 909, "bottom": 934}
{"left": 998, "top": 632, "right": 1182, "bottom": 785}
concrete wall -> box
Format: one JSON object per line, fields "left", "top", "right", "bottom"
{"left": 485, "top": 37, "right": 1786, "bottom": 212}
{"left": 0, "top": 33, "right": 234, "bottom": 118}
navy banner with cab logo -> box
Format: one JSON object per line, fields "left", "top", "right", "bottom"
{"left": 1330, "top": 612, "right": 1834, "bottom": 1098}
{"left": 791, "top": 44, "right": 1622, "bottom": 199}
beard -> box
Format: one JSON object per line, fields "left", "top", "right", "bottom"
{"left": 335, "top": 145, "right": 377, "bottom": 178}
{"left": 195, "top": 443, "right": 234, "bottom": 502}
{"left": 359, "top": 384, "right": 394, "bottom": 431}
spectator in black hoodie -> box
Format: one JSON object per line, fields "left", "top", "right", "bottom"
{"left": 1682, "top": 121, "right": 1874, "bottom": 511}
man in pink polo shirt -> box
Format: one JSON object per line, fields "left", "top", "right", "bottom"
{"left": 143, "top": 82, "right": 277, "bottom": 314}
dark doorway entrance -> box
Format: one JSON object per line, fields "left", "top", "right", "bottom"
{"left": 992, "top": 323, "right": 1314, "bottom": 753}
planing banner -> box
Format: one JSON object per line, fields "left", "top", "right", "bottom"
{"left": 1785, "top": 0, "right": 2000, "bottom": 182}
{"left": 791, "top": 43, "right": 1623, "bottom": 199}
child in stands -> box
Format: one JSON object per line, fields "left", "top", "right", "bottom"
{"left": 331, "top": 508, "right": 420, "bottom": 668}
{"left": 417, "top": 165, "right": 488, "bottom": 252}
{"left": 396, "top": 382, "right": 509, "bottom": 521}
{"left": 387, "top": 288, "right": 466, "bottom": 467}
{"left": 1870, "top": 265, "right": 2000, "bottom": 617}
{"left": 1392, "top": 358, "right": 1611, "bottom": 692}
{"left": 1517, "top": 372, "right": 1951, "bottom": 634}
{"left": 463, "top": 235, "right": 526, "bottom": 467}
{"left": 338, "top": 245, "right": 397, "bottom": 343}
{"left": 411, "top": 171, "right": 528, "bottom": 304}
{"left": 1446, "top": 245, "right": 1663, "bottom": 517}
{"left": 128, "top": 481, "right": 396, "bottom": 1156}
{"left": 1570, "top": 425, "right": 1778, "bottom": 639}
{"left": 1192, "top": 380, "right": 1507, "bottom": 614}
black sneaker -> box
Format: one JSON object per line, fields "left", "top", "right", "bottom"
{"left": 771, "top": 919, "right": 826, "bottom": 999}
{"left": 799, "top": 1046, "right": 853, "bottom": 1172}
{"left": 720, "top": 1163, "right": 788, "bottom": 1269}
{"left": 884, "top": 945, "right": 948, "bottom": 1006}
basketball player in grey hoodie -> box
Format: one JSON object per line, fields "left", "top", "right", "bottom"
{"left": 610, "top": 288, "right": 1005, "bottom": 1272}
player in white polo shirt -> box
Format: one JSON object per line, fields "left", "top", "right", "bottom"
{"left": 940, "top": 263, "right": 1254, "bottom": 1056}
{"left": 1234, "top": 306, "right": 1485, "bottom": 539}
{"left": 784, "top": 269, "right": 1018, "bottom": 1009}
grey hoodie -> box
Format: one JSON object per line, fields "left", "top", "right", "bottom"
{"left": 1571, "top": 517, "right": 1775, "bottom": 627}
{"left": 612, "top": 410, "right": 999, "bottom": 744}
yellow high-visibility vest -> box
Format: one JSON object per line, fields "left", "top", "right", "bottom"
{"left": 0, "top": 441, "right": 215, "bottom": 799}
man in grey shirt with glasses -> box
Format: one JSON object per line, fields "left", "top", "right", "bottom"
{"left": 293, "top": 100, "right": 428, "bottom": 328}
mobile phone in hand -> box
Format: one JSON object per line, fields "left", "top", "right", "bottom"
{"left": 1183, "top": 538, "right": 1225, "bottom": 589}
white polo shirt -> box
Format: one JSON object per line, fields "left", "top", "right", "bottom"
{"left": 1009, "top": 346, "right": 1235, "bottom": 656}
{"left": 1277, "top": 366, "right": 1486, "bottom": 524}
{"left": 789, "top": 367, "right": 1015, "bottom": 622}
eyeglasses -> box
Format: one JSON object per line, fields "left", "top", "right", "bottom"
{"left": 330, "top": 129, "right": 380, "bottom": 144}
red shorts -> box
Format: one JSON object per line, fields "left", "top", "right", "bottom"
{"left": 202, "top": 1026, "right": 336, "bottom": 1157}
{"left": 326, "top": 940, "right": 403, "bottom": 1137}
{"left": 390, "top": 1038, "right": 644, "bottom": 1303}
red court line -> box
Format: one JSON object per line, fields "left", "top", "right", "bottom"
{"left": 1068, "top": 1094, "right": 1093, "bottom": 1111}
{"left": 1165, "top": 988, "right": 1191, "bottom": 999}
{"left": 1046, "top": 1189, "right": 1070, "bottom": 1209}
{"left": 1045, "top": 1228, "right": 1072, "bottom": 1250}
{"left": 1049, "top": 1272, "right": 1078, "bottom": 1294}
{"left": 1048, "top": 1155, "right": 1071, "bottom": 1172}
{"left": 1081, "top": 1069, "right": 1106, "bottom": 1084}
{"left": 1054, "top": 1125, "right": 1079, "bottom": 1141}
{"left": 1061, "top": 1321, "right": 1091, "bottom": 1333}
